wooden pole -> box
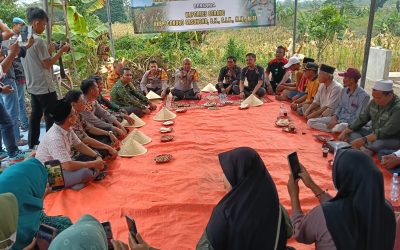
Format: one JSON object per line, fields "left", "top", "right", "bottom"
{"left": 360, "top": 0, "right": 377, "bottom": 88}
{"left": 292, "top": 0, "right": 298, "bottom": 55}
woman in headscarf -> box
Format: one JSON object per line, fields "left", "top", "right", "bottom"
{"left": 49, "top": 214, "right": 130, "bottom": 250}
{"left": 130, "top": 147, "right": 291, "bottom": 250}
{"left": 0, "top": 158, "right": 73, "bottom": 249}
{"left": 287, "top": 148, "right": 396, "bottom": 250}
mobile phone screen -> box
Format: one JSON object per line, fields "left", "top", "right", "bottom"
{"left": 101, "top": 222, "right": 114, "bottom": 250}
{"left": 45, "top": 160, "right": 65, "bottom": 191}
{"left": 288, "top": 152, "right": 301, "bottom": 180}
{"left": 36, "top": 224, "right": 57, "bottom": 250}
{"left": 125, "top": 216, "right": 138, "bottom": 243}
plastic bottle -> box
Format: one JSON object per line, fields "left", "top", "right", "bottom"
{"left": 280, "top": 103, "right": 287, "bottom": 116}
{"left": 166, "top": 92, "right": 173, "bottom": 109}
{"left": 390, "top": 173, "right": 399, "bottom": 202}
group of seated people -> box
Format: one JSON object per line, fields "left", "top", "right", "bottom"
{"left": 0, "top": 147, "right": 398, "bottom": 250}
{"left": 1, "top": 21, "right": 400, "bottom": 248}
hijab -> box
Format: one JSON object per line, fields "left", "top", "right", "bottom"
{"left": 322, "top": 149, "right": 396, "bottom": 250}
{"left": 0, "top": 158, "right": 48, "bottom": 250}
{"left": 0, "top": 193, "right": 18, "bottom": 249}
{"left": 206, "top": 147, "right": 286, "bottom": 250}
{"left": 49, "top": 214, "right": 108, "bottom": 250}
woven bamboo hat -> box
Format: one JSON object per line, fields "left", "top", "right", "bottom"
{"left": 122, "top": 129, "right": 151, "bottom": 145}
{"left": 242, "top": 94, "right": 263, "bottom": 107}
{"left": 121, "top": 113, "right": 146, "bottom": 128}
{"left": 201, "top": 83, "right": 218, "bottom": 92}
{"left": 153, "top": 107, "right": 176, "bottom": 121}
{"left": 118, "top": 138, "right": 147, "bottom": 157}
{"left": 146, "top": 90, "right": 162, "bottom": 100}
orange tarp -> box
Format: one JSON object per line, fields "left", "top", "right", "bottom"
{"left": 44, "top": 99, "right": 394, "bottom": 250}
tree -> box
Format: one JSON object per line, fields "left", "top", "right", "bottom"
{"left": 0, "top": 1, "right": 26, "bottom": 26}
{"left": 95, "top": 0, "right": 128, "bottom": 23}
{"left": 300, "top": 4, "right": 348, "bottom": 60}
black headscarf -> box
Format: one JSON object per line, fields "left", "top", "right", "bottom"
{"left": 206, "top": 147, "right": 287, "bottom": 250}
{"left": 322, "top": 149, "right": 396, "bottom": 250}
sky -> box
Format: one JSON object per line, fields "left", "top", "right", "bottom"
{"left": 131, "top": 0, "right": 154, "bottom": 7}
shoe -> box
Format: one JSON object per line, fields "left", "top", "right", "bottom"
{"left": 0, "top": 151, "right": 8, "bottom": 160}
{"left": 17, "top": 139, "right": 28, "bottom": 146}
{"left": 20, "top": 126, "right": 28, "bottom": 132}
{"left": 8, "top": 150, "right": 27, "bottom": 164}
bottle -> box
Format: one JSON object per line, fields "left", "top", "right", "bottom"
{"left": 390, "top": 173, "right": 399, "bottom": 202}
{"left": 166, "top": 92, "right": 173, "bottom": 109}
{"left": 280, "top": 103, "right": 287, "bottom": 116}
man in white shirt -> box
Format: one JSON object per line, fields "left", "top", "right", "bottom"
{"left": 303, "top": 64, "right": 343, "bottom": 120}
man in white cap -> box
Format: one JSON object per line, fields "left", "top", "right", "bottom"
{"left": 307, "top": 68, "right": 370, "bottom": 133}
{"left": 303, "top": 64, "right": 343, "bottom": 119}
{"left": 275, "top": 55, "right": 301, "bottom": 100}
{"left": 339, "top": 79, "right": 400, "bottom": 156}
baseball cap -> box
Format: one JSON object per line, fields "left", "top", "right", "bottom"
{"left": 284, "top": 56, "right": 301, "bottom": 69}
{"left": 338, "top": 68, "right": 361, "bottom": 81}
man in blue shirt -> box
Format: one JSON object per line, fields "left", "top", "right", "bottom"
{"left": 307, "top": 68, "right": 370, "bottom": 133}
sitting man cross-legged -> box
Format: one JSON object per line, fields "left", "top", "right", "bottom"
{"left": 140, "top": 60, "right": 169, "bottom": 98}
{"left": 216, "top": 56, "right": 241, "bottom": 95}
{"left": 80, "top": 79, "right": 127, "bottom": 138}
{"left": 111, "top": 68, "right": 157, "bottom": 116}
{"left": 35, "top": 99, "right": 106, "bottom": 190}
{"left": 65, "top": 89, "right": 118, "bottom": 159}
{"left": 307, "top": 68, "right": 370, "bottom": 133}
{"left": 339, "top": 80, "right": 400, "bottom": 156}
{"left": 171, "top": 58, "right": 201, "bottom": 100}
{"left": 234, "top": 53, "right": 266, "bottom": 98}
{"left": 291, "top": 62, "right": 320, "bottom": 115}
{"left": 265, "top": 45, "right": 288, "bottom": 93}
{"left": 275, "top": 55, "right": 301, "bottom": 100}
{"left": 303, "top": 64, "right": 342, "bottom": 120}
{"left": 277, "top": 57, "right": 315, "bottom": 101}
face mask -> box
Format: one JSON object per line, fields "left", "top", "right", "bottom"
{"left": 0, "top": 231, "right": 17, "bottom": 250}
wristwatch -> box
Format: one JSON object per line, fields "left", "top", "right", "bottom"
{"left": 108, "top": 131, "right": 114, "bottom": 136}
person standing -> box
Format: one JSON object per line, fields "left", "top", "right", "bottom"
{"left": 23, "top": 7, "right": 70, "bottom": 149}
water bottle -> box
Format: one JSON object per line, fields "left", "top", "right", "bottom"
{"left": 280, "top": 103, "right": 287, "bottom": 116}
{"left": 166, "top": 92, "right": 173, "bottom": 109}
{"left": 390, "top": 173, "right": 399, "bottom": 202}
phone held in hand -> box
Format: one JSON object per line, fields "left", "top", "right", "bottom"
{"left": 101, "top": 221, "right": 114, "bottom": 250}
{"left": 125, "top": 215, "right": 139, "bottom": 243}
{"left": 44, "top": 160, "right": 65, "bottom": 191}
{"left": 35, "top": 224, "right": 57, "bottom": 250}
{"left": 287, "top": 152, "right": 301, "bottom": 180}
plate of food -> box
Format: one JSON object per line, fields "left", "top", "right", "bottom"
{"left": 155, "top": 154, "right": 173, "bottom": 164}
{"left": 282, "top": 124, "right": 296, "bottom": 133}
{"left": 224, "top": 100, "right": 233, "bottom": 105}
{"left": 204, "top": 102, "right": 217, "bottom": 107}
{"left": 163, "top": 121, "right": 174, "bottom": 126}
{"left": 239, "top": 103, "right": 249, "bottom": 110}
{"left": 314, "top": 134, "right": 334, "bottom": 142}
{"left": 160, "top": 127, "right": 173, "bottom": 133}
{"left": 276, "top": 118, "right": 290, "bottom": 127}
{"left": 175, "top": 108, "right": 187, "bottom": 113}
{"left": 176, "top": 103, "right": 190, "bottom": 107}
{"left": 161, "top": 135, "right": 174, "bottom": 142}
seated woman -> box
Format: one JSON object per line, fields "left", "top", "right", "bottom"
{"left": 131, "top": 147, "right": 292, "bottom": 250}
{"left": 171, "top": 58, "right": 201, "bottom": 100}
{"left": 49, "top": 214, "right": 129, "bottom": 250}
{"left": 0, "top": 158, "right": 73, "bottom": 249}
{"left": 287, "top": 149, "right": 396, "bottom": 250}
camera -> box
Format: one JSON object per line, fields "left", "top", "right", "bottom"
{"left": 54, "top": 41, "right": 70, "bottom": 52}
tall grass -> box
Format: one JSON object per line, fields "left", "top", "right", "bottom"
{"left": 112, "top": 23, "right": 400, "bottom": 84}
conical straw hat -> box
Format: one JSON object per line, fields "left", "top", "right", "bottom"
{"left": 118, "top": 138, "right": 147, "bottom": 157}
{"left": 123, "top": 113, "right": 146, "bottom": 128}
{"left": 242, "top": 94, "right": 263, "bottom": 107}
{"left": 201, "top": 83, "right": 218, "bottom": 92}
{"left": 122, "top": 129, "right": 151, "bottom": 145}
{"left": 146, "top": 90, "right": 162, "bottom": 100}
{"left": 153, "top": 107, "right": 176, "bottom": 121}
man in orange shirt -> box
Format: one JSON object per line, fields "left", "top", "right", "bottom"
{"left": 106, "top": 60, "right": 123, "bottom": 90}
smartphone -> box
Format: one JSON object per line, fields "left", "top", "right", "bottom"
{"left": 125, "top": 215, "right": 139, "bottom": 243}
{"left": 27, "top": 25, "right": 33, "bottom": 39}
{"left": 44, "top": 160, "right": 65, "bottom": 191}
{"left": 287, "top": 152, "right": 301, "bottom": 180}
{"left": 101, "top": 222, "right": 114, "bottom": 250}
{"left": 35, "top": 224, "right": 57, "bottom": 250}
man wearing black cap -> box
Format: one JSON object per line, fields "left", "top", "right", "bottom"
{"left": 35, "top": 99, "right": 106, "bottom": 190}
{"left": 276, "top": 56, "right": 314, "bottom": 101}
{"left": 303, "top": 64, "right": 342, "bottom": 120}
{"left": 307, "top": 68, "right": 370, "bottom": 133}
{"left": 291, "top": 62, "right": 320, "bottom": 115}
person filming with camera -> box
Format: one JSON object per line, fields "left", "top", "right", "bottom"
{"left": 23, "top": 7, "right": 70, "bottom": 150}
